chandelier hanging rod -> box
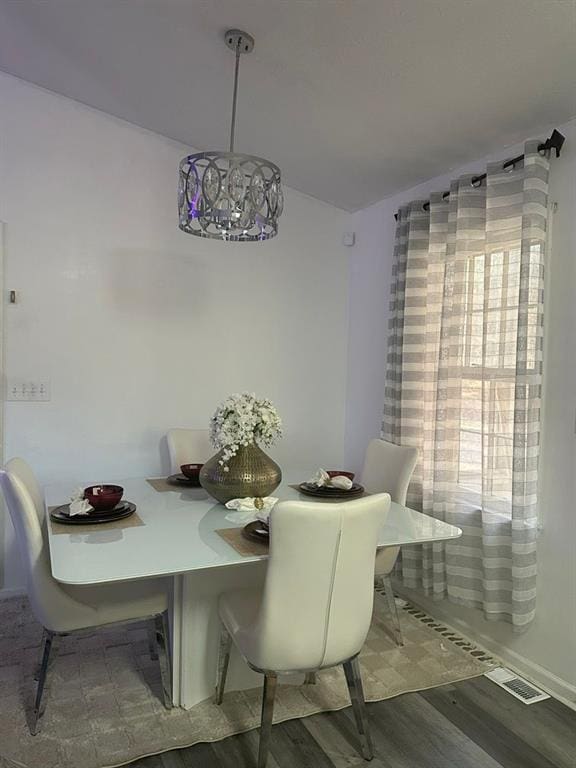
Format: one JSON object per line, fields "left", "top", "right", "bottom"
{"left": 394, "top": 128, "right": 565, "bottom": 220}
{"left": 229, "top": 41, "right": 240, "bottom": 152}
{"left": 226, "top": 29, "right": 254, "bottom": 153}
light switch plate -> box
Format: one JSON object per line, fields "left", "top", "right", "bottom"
{"left": 6, "top": 379, "right": 51, "bottom": 401}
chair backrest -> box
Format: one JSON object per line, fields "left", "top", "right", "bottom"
{"left": 0, "top": 458, "right": 81, "bottom": 631}
{"left": 4, "top": 457, "right": 46, "bottom": 524}
{"left": 166, "top": 429, "right": 211, "bottom": 474}
{"left": 360, "top": 439, "right": 418, "bottom": 505}
{"left": 254, "top": 493, "right": 391, "bottom": 672}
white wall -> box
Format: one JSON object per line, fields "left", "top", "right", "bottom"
{"left": 345, "top": 118, "right": 576, "bottom": 704}
{"left": 0, "top": 73, "right": 350, "bottom": 590}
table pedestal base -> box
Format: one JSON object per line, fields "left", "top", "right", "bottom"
{"left": 170, "top": 563, "right": 303, "bottom": 709}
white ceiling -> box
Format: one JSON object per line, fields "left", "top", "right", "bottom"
{"left": 0, "top": 0, "right": 575, "bottom": 211}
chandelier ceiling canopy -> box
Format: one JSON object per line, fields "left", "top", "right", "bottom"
{"left": 178, "top": 30, "right": 283, "bottom": 242}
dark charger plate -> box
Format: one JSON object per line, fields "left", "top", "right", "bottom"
{"left": 242, "top": 521, "right": 270, "bottom": 543}
{"left": 50, "top": 501, "right": 136, "bottom": 525}
{"left": 167, "top": 474, "right": 202, "bottom": 487}
{"left": 298, "top": 482, "right": 365, "bottom": 499}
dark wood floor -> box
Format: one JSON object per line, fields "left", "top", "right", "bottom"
{"left": 129, "top": 677, "right": 576, "bottom": 768}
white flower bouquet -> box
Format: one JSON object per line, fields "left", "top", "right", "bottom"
{"left": 209, "top": 392, "right": 282, "bottom": 470}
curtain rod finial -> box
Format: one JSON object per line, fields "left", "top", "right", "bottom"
{"left": 539, "top": 129, "right": 565, "bottom": 158}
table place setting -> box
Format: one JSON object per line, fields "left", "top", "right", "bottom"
{"left": 211, "top": 496, "right": 274, "bottom": 555}
{"left": 166, "top": 462, "right": 204, "bottom": 487}
{"left": 49, "top": 484, "right": 137, "bottom": 524}
{"left": 296, "top": 467, "right": 366, "bottom": 499}
{"left": 49, "top": 484, "right": 144, "bottom": 533}
{"left": 224, "top": 495, "right": 275, "bottom": 543}
{"left": 146, "top": 464, "right": 209, "bottom": 494}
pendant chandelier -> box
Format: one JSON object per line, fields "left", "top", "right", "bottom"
{"left": 178, "top": 29, "right": 283, "bottom": 242}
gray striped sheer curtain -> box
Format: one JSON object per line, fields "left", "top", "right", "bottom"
{"left": 383, "top": 141, "right": 549, "bottom": 630}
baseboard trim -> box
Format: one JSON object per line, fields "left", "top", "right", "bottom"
{"left": 396, "top": 587, "right": 576, "bottom": 712}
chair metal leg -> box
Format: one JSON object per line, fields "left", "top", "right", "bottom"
{"left": 304, "top": 672, "right": 317, "bottom": 685}
{"left": 381, "top": 575, "right": 404, "bottom": 647}
{"left": 148, "top": 622, "right": 159, "bottom": 661}
{"left": 258, "top": 673, "right": 277, "bottom": 768}
{"left": 343, "top": 656, "right": 373, "bottom": 761}
{"left": 215, "top": 626, "right": 232, "bottom": 705}
{"left": 153, "top": 612, "right": 172, "bottom": 709}
{"left": 33, "top": 641, "right": 45, "bottom": 681}
{"left": 31, "top": 629, "right": 56, "bottom": 736}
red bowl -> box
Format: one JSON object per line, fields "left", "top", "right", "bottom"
{"left": 84, "top": 484, "right": 124, "bottom": 511}
{"left": 327, "top": 470, "right": 355, "bottom": 482}
{"left": 180, "top": 463, "right": 204, "bottom": 480}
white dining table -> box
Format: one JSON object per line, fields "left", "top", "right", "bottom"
{"left": 45, "top": 475, "right": 462, "bottom": 709}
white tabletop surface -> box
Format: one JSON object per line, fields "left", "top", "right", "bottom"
{"left": 46, "top": 476, "right": 462, "bottom": 586}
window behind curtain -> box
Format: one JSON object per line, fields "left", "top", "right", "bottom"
{"left": 458, "top": 243, "right": 542, "bottom": 514}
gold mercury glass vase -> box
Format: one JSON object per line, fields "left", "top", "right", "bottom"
{"left": 199, "top": 442, "right": 282, "bottom": 505}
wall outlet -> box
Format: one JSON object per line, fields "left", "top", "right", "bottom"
{"left": 6, "top": 379, "right": 51, "bottom": 401}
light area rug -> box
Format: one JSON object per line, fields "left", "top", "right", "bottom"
{"left": 0, "top": 592, "right": 494, "bottom": 768}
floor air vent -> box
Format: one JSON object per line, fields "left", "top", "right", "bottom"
{"left": 484, "top": 667, "right": 550, "bottom": 704}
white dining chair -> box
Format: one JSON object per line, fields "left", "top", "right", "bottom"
{"left": 0, "top": 458, "right": 172, "bottom": 735}
{"left": 166, "top": 428, "right": 211, "bottom": 474}
{"left": 214, "top": 493, "right": 391, "bottom": 768}
{"left": 360, "top": 439, "right": 418, "bottom": 646}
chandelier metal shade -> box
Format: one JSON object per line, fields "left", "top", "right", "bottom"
{"left": 178, "top": 30, "right": 283, "bottom": 242}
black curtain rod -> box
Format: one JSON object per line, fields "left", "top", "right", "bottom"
{"left": 393, "top": 129, "right": 565, "bottom": 220}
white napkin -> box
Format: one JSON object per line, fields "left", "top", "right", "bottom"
{"left": 308, "top": 468, "right": 330, "bottom": 487}
{"left": 224, "top": 496, "right": 278, "bottom": 525}
{"left": 68, "top": 487, "right": 93, "bottom": 517}
{"left": 307, "top": 468, "right": 353, "bottom": 490}
{"left": 330, "top": 475, "right": 353, "bottom": 490}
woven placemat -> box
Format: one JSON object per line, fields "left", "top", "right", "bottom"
{"left": 146, "top": 477, "right": 184, "bottom": 493}
{"left": 49, "top": 508, "right": 145, "bottom": 535}
{"left": 216, "top": 527, "right": 268, "bottom": 556}
{"left": 146, "top": 477, "right": 179, "bottom": 492}
{"left": 146, "top": 478, "right": 208, "bottom": 498}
